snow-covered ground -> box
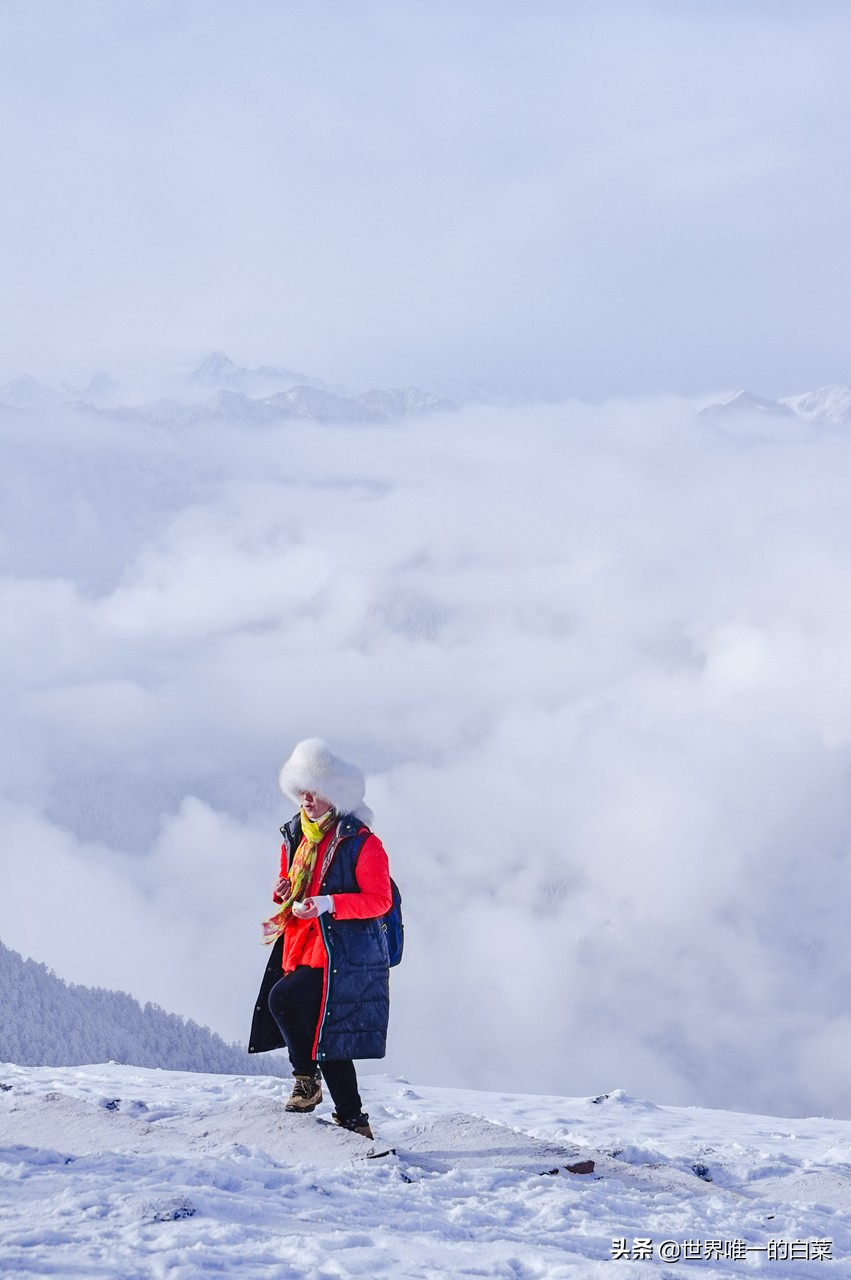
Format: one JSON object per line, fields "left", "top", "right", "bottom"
{"left": 0, "top": 1063, "right": 847, "bottom": 1277}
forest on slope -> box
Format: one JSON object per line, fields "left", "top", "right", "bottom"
{"left": 0, "top": 939, "right": 283, "bottom": 1075}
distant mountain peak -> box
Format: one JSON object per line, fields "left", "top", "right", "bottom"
{"left": 720, "top": 390, "right": 794, "bottom": 416}
{"left": 186, "top": 353, "right": 334, "bottom": 396}
{"left": 85, "top": 371, "right": 120, "bottom": 396}
{"left": 702, "top": 384, "right": 851, "bottom": 424}
{"left": 190, "top": 352, "right": 241, "bottom": 382}
{"left": 0, "top": 374, "right": 67, "bottom": 409}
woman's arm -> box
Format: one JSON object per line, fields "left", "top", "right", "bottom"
{"left": 272, "top": 843, "right": 290, "bottom": 902}
{"left": 330, "top": 833, "right": 392, "bottom": 919}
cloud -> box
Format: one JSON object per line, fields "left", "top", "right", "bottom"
{"left": 3, "top": 394, "right": 851, "bottom": 1117}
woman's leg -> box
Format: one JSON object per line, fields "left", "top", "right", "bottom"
{"left": 267, "top": 966, "right": 324, "bottom": 1074}
{"left": 319, "top": 1059, "right": 363, "bottom": 1122}
{"left": 268, "top": 967, "right": 369, "bottom": 1131}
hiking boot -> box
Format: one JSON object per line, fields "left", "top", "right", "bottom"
{"left": 332, "top": 1111, "right": 373, "bottom": 1139}
{"left": 285, "top": 1073, "right": 322, "bottom": 1113}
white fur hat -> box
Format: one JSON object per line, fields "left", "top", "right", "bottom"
{"left": 278, "top": 737, "right": 374, "bottom": 825}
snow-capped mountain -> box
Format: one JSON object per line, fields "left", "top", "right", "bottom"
{"left": 260, "top": 384, "right": 387, "bottom": 425}
{"left": 188, "top": 351, "right": 337, "bottom": 397}
{"left": 358, "top": 386, "right": 455, "bottom": 417}
{"left": 168, "top": 389, "right": 288, "bottom": 428}
{"left": 0, "top": 375, "right": 68, "bottom": 409}
{"left": 780, "top": 384, "right": 851, "bottom": 423}
{"left": 73, "top": 382, "right": 456, "bottom": 429}
{"left": 702, "top": 390, "right": 796, "bottom": 418}
{"left": 0, "top": 372, "right": 122, "bottom": 410}
{"left": 0, "top": 354, "right": 457, "bottom": 426}
{"left": 702, "top": 384, "right": 851, "bottom": 424}
{"left": 5, "top": 359, "right": 850, "bottom": 429}
{"left": 74, "top": 370, "right": 122, "bottom": 405}
{"left": 108, "top": 385, "right": 450, "bottom": 429}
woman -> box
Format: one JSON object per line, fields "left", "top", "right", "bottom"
{"left": 248, "top": 738, "right": 392, "bottom": 1139}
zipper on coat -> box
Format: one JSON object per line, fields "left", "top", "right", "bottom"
{"left": 312, "top": 912, "right": 333, "bottom": 1061}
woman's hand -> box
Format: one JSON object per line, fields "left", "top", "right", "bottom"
{"left": 291, "top": 896, "right": 334, "bottom": 920}
{"left": 272, "top": 876, "right": 290, "bottom": 904}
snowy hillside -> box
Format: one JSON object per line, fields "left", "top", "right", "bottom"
{"left": 0, "top": 941, "right": 284, "bottom": 1078}
{"left": 0, "top": 1062, "right": 846, "bottom": 1278}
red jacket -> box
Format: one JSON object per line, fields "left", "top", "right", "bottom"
{"left": 278, "top": 827, "right": 391, "bottom": 972}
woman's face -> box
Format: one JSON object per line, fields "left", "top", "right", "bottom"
{"left": 299, "top": 790, "right": 333, "bottom": 820}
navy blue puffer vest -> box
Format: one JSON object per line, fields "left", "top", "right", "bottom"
{"left": 248, "top": 813, "right": 390, "bottom": 1061}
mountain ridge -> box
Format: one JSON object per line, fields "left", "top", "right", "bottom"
{"left": 702, "top": 383, "right": 851, "bottom": 424}
{"left": 0, "top": 938, "right": 283, "bottom": 1076}
{"left": 0, "top": 352, "right": 457, "bottom": 427}
{"left": 4, "top": 357, "right": 850, "bottom": 426}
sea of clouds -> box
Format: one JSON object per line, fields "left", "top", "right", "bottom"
{"left": 3, "top": 394, "right": 851, "bottom": 1118}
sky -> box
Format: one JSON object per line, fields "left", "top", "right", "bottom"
{"left": 1, "top": 0, "right": 851, "bottom": 397}
{"left": 4, "top": 392, "right": 851, "bottom": 1120}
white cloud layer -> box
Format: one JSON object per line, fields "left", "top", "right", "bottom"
{"left": 3, "top": 396, "right": 851, "bottom": 1117}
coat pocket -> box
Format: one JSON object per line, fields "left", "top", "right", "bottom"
{"left": 330, "top": 917, "right": 390, "bottom": 968}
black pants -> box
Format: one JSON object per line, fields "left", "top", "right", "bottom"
{"left": 267, "top": 966, "right": 363, "bottom": 1121}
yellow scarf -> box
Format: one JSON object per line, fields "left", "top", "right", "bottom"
{"left": 261, "top": 807, "right": 336, "bottom": 944}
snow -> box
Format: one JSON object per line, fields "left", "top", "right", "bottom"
{"left": 1, "top": 1063, "right": 847, "bottom": 1277}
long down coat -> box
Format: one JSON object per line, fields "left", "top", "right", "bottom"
{"left": 248, "top": 813, "right": 392, "bottom": 1062}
